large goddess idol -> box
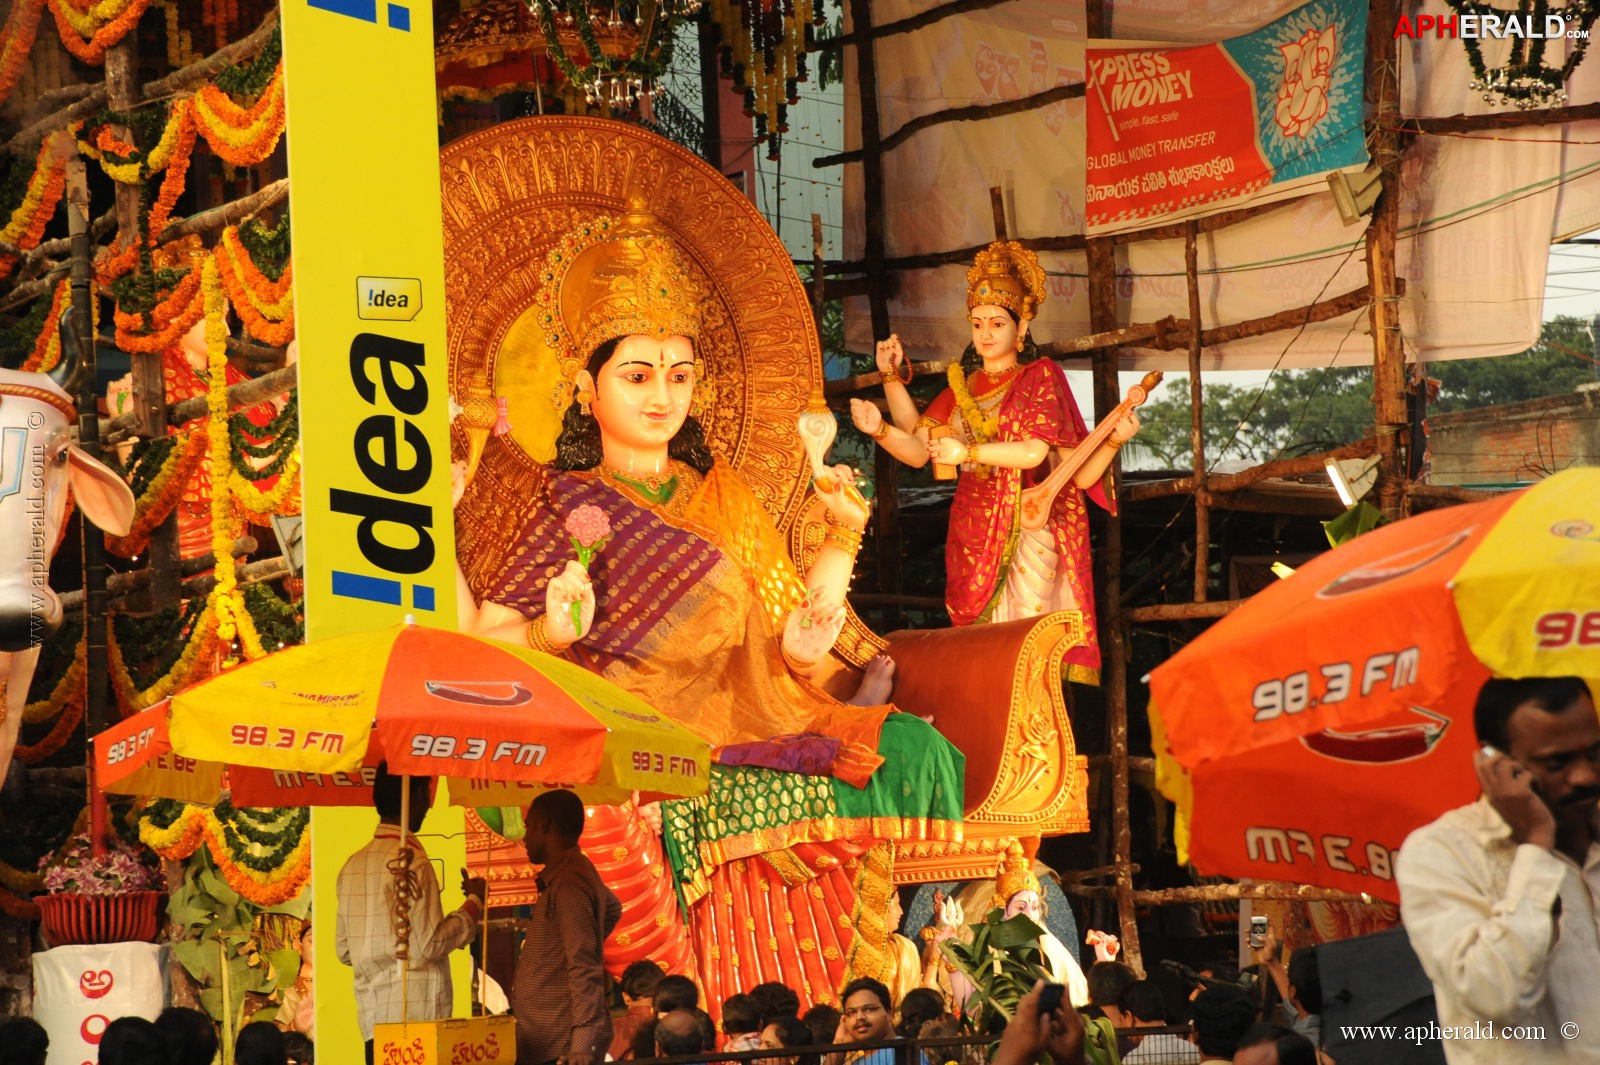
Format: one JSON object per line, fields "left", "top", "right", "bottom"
{"left": 452, "top": 194, "right": 964, "bottom": 1003}
{"left": 850, "top": 242, "right": 1139, "bottom": 684}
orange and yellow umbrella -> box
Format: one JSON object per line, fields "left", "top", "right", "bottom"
{"left": 125, "top": 622, "right": 709, "bottom": 804}
{"left": 1147, "top": 467, "right": 1600, "bottom": 899}
{"left": 93, "top": 700, "right": 382, "bottom": 807}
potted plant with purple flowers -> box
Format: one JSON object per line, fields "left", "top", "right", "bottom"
{"left": 36, "top": 831, "right": 164, "bottom": 946}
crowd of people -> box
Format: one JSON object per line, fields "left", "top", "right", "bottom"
{"left": 0, "top": 1008, "right": 313, "bottom": 1065}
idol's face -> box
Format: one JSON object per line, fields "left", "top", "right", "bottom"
{"left": 588, "top": 334, "right": 696, "bottom": 451}
{"left": 969, "top": 304, "right": 1021, "bottom": 362}
{"left": 1005, "top": 889, "right": 1044, "bottom": 922}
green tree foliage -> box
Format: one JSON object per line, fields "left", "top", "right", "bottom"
{"left": 1134, "top": 316, "right": 1598, "bottom": 467}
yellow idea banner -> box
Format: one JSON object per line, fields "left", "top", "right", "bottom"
{"left": 283, "top": 0, "right": 457, "bottom": 641}
{"left": 280, "top": 7, "right": 468, "bottom": 1065}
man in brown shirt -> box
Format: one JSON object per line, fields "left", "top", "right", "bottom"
{"left": 512, "top": 790, "right": 623, "bottom": 1065}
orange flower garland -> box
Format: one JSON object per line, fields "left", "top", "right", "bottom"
{"left": 0, "top": 0, "right": 45, "bottom": 110}
{"left": 105, "top": 428, "right": 208, "bottom": 558}
{"left": 112, "top": 261, "right": 203, "bottom": 353}
{"left": 140, "top": 804, "right": 310, "bottom": 908}
{"left": 144, "top": 101, "right": 196, "bottom": 238}
{"left": 214, "top": 228, "right": 292, "bottom": 345}
{"left": 0, "top": 130, "right": 71, "bottom": 279}
{"left": 47, "top": 0, "right": 152, "bottom": 65}
{"left": 193, "top": 63, "right": 285, "bottom": 166}
{"left": 16, "top": 687, "right": 83, "bottom": 764}
{"left": 20, "top": 279, "right": 69, "bottom": 372}
{"left": 204, "top": 819, "right": 310, "bottom": 907}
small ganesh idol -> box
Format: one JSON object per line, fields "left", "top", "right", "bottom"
{"left": 849, "top": 241, "right": 1138, "bottom": 685}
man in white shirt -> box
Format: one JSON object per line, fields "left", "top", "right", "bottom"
{"left": 336, "top": 766, "right": 486, "bottom": 1065}
{"left": 1396, "top": 677, "right": 1600, "bottom": 1065}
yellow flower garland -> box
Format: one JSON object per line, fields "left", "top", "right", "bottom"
{"left": 229, "top": 448, "right": 301, "bottom": 520}
{"left": 202, "top": 256, "right": 266, "bottom": 662}
{"left": 0, "top": 130, "right": 68, "bottom": 245}
{"left": 140, "top": 804, "right": 311, "bottom": 908}
{"left": 23, "top": 639, "right": 84, "bottom": 723}
{"left": 947, "top": 364, "right": 1000, "bottom": 444}
{"left": 108, "top": 600, "right": 219, "bottom": 712}
{"left": 47, "top": 0, "right": 137, "bottom": 37}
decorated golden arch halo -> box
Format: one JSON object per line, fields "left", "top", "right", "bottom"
{"left": 440, "top": 116, "right": 823, "bottom": 535}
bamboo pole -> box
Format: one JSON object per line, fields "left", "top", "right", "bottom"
{"left": 1086, "top": 231, "right": 1142, "bottom": 971}
{"left": 814, "top": 0, "right": 1009, "bottom": 48}
{"left": 814, "top": 83, "right": 1086, "bottom": 168}
{"left": 850, "top": 0, "right": 891, "bottom": 341}
{"left": 102, "top": 364, "right": 297, "bottom": 443}
{"left": 1126, "top": 600, "right": 1243, "bottom": 623}
{"left": 1184, "top": 222, "right": 1208, "bottom": 603}
{"left": 1063, "top": 882, "right": 1377, "bottom": 904}
{"left": 1123, "top": 439, "right": 1378, "bottom": 502}
{"left": 1398, "top": 99, "right": 1600, "bottom": 135}
{"left": 157, "top": 179, "right": 289, "bottom": 243}
{"left": 1367, "top": 0, "right": 1407, "bottom": 519}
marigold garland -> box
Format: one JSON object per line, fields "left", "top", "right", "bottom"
{"left": 0, "top": 130, "right": 70, "bottom": 280}
{"left": 202, "top": 256, "right": 266, "bottom": 662}
{"left": 214, "top": 234, "right": 292, "bottom": 345}
{"left": 139, "top": 799, "right": 206, "bottom": 858}
{"left": 0, "top": 857, "right": 43, "bottom": 895}
{"left": 0, "top": 0, "right": 46, "bottom": 111}
{"left": 113, "top": 262, "right": 202, "bottom": 353}
{"left": 192, "top": 64, "right": 285, "bottom": 167}
{"left": 47, "top": 0, "right": 152, "bottom": 65}
{"left": 105, "top": 427, "right": 207, "bottom": 558}
{"left": 947, "top": 364, "right": 1001, "bottom": 445}
{"left": 145, "top": 102, "right": 196, "bottom": 238}
{"left": 108, "top": 603, "right": 219, "bottom": 713}
{"left": 22, "top": 638, "right": 84, "bottom": 724}
{"left": 19, "top": 279, "right": 69, "bottom": 372}
{"left": 0, "top": 884, "right": 40, "bottom": 920}
{"left": 139, "top": 801, "right": 310, "bottom": 907}
{"left": 96, "top": 241, "right": 138, "bottom": 286}
{"left": 16, "top": 691, "right": 83, "bottom": 764}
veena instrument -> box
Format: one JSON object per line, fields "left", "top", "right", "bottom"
{"left": 1018, "top": 369, "right": 1163, "bottom": 531}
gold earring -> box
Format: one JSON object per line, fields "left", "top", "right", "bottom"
{"left": 1015, "top": 335, "right": 1025, "bottom": 353}
{"left": 576, "top": 389, "right": 594, "bottom": 416}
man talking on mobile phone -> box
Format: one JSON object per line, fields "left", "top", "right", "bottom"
{"left": 1396, "top": 677, "right": 1600, "bottom": 1065}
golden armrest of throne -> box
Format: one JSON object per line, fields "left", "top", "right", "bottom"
{"left": 789, "top": 498, "right": 1091, "bottom": 884}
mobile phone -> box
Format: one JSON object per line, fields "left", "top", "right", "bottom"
{"left": 1037, "top": 982, "right": 1065, "bottom": 1017}
{"left": 1248, "top": 915, "right": 1268, "bottom": 951}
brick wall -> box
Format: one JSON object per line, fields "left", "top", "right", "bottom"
{"left": 1426, "top": 384, "right": 1600, "bottom": 485}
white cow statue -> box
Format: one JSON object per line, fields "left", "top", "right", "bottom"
{"left": 0, "top": 368, "right": 134, "bottom": 782}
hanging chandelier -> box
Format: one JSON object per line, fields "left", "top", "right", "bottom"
{"left": 1443, "top": 0, "right": 1596, "bottom": 109}
{"left": 527, "top": 0, "right": 703, "bottom": 110}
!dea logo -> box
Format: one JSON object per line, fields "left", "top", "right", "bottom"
{"left": 358, "top": 277, "right": 423, "bottom": 322}
{"left": 309, "top": 0, "right": 412, "bottom": 32}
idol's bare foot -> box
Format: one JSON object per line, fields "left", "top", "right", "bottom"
{"left": 849, "top": 653, "right": 896, "bottom": 706}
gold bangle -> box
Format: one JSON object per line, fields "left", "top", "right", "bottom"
{"left": 823, "top": 521, "right": 864, "bottom": 553}
{"left": 525, "top": 616, "right": 560, "bottom": 654}
{"left": 967, "top": 443, "right": 982, "bottom": 465}
{"left": 1106, "top": 437, "right": 1126, "bottom": 451}
{"left": 869, "top": 420, "right": 891, "bottom": 442}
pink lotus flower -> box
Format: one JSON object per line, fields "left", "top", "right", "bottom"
{"left": 562, "top": 505, "right": 613, "bottom": 637}
{"left": 565, "top": 505, "right": 612, "bottom": 552}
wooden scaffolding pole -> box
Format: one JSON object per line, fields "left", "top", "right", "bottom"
{"left": 1184, "top": 222, "right": 1208, "bottom": 603}
{"left": 1087, "top": 234, "right": 1142, "bottom": 971}
{"left": 1367, "top": 0, "right": 1408, "bottom": 518}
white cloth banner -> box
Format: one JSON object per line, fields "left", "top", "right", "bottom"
{"left": 33, "top": 943, "right": 166, "bottom": 1065}
{"left": 844, "top": 0, "right": 1600, "bottom": 370}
